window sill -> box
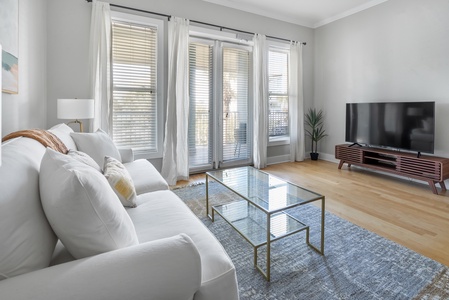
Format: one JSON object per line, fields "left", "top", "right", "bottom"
{"left": 125, "top": 149, "right": 163, "bottom": 161}
{"left": 268, "top": 136, "right": 290, "bottom": 147}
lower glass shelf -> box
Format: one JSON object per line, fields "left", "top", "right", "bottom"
{"left": 212, "top": 200, "right": 308, "bottom": 247}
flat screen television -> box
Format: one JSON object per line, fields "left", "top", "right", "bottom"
{"left": 345, "top": 101, "right": 435, "bottom": 154}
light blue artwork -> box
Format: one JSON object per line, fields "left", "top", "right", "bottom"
{"left": 0, "top": 0, "right": 19, "bottom": 94}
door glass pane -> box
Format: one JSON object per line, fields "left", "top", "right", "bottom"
{"left": 188, "top": 42, "right": 213, "bottom": 169}
{"left": 268, "top": 50, "right": 289, "bottom": 137}
{"left": 222, "top": 47, "right": 251, "bottom": 162}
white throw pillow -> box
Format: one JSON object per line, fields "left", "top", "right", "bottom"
{"left": 40, "top": 148, "right": 139, "bottom": 259}
{"left": 70, "top": 129, "right": 121, "bottom": 169}
{"left": 103, "top": 156, "right": 137, "bottom": 207}
{"left": 67, "top": 150, "right": 102, "bottom": 172}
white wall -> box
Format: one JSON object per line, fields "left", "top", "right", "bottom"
{"left": 46, "top": 0, "right": 92, "bottom": 131}
{"left": 2, "top": 0, "right": 47, "bottom": 135}
{"left": 314, "top": 0, "right": 449, "bottom": 159}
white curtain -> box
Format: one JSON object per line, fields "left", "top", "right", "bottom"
{"left": 252, "top": 34, "right": 268, "bottom": 169}
{"left": 289, "top": 42, "right": 305, "bottom": 161}
{"left": 89, "top": 0, "right": 111, "bottom": 133}
{"left": 161, "top": 17, "right": 190, "bottom": 185}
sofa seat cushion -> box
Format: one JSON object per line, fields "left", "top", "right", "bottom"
{"left": 124, "top": 159, "right": 169, "bottom": 194}
{"left": 127, "top": 191, "right": 238, "bottom": 299}
{"left": 0, "top": 138, "right": 57, "bottom": 279}
{"left": 50, "top": 241, "right": 75, "bottom": 266}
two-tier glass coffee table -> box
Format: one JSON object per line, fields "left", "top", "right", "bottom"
{"left": 206, "top": 166, "right": 325, "bottom": 281}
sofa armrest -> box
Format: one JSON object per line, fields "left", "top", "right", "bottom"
{"left": 119, "top": 148, "right": 134, "bottom": 163}
{"left": 0, "top": 234, "right": 201, "bottom": 300}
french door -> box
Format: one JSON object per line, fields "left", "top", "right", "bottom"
{"left": 188, "top": 38, "right": 252, "bottom": 172}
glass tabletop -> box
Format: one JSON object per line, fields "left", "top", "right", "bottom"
{"left": 207, "top": 166, "right": 323, "bottom": 213}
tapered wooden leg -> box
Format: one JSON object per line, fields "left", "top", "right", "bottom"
{"left": 440, "top": 181, "right": 447, "bottom": 191}
{"left": 338, "top": 160, "right": 345, "bottom": 169}
{"left": 428, "top": 181, "right": 439, "bottom": 195}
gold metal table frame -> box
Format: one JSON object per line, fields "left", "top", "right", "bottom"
{"left": 206, "top": 167, "right": 325, "bottom": 281}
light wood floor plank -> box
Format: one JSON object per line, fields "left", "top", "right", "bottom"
{"left": 174, "top": 160, "right": 449, "bottom": 266}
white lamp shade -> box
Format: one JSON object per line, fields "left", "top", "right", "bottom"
{"left": 57, "top": 99, "right": 94, "bottom": 120}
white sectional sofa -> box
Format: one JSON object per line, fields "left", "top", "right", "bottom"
{"left": 0, "top": 124, "right": 239, "bottom": 300}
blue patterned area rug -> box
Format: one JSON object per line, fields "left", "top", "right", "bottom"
{"left": 173, "top": 182, "right": 449, "bottom": 300}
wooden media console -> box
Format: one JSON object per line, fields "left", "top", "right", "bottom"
{"left": 335, "top": 144, "right": 449, "bottom": 195}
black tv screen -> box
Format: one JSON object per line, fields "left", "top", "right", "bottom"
{"left": 345, "top": 102, "right": 435, "bottom": 154}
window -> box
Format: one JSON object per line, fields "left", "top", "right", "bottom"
{"left": 188, "top": 42, "right": 213, "bottom": 168}
{"left": 188, "top": 36, "right": 252, "bottom": 172}
{"left": 222, "top": 46, "right": 251, "bottom": 163}
{"left": 111, "top": 13, "right": 164, "bottom": 158}
{"left": 268, "top": 50, "right": 289, "bottom": 139}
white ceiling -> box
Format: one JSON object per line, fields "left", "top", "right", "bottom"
{"left": 202, "top": 0, "right": 390, "bottom": 28}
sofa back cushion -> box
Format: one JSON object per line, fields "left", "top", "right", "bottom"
{"left": 48, "top": 123, "right": 78, "bottom": 151}
{"left": 40, "top": 149, "right": 139, "bottom": 259}
{"left": 0, "top": 138, "right": 57, "bottom": 279}
{"left": 71, "top": 129, "right": 121, "bottom": 169}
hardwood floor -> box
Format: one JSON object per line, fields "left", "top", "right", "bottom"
{"left": 174, "top": 160, "right": 449, "bottom": 267}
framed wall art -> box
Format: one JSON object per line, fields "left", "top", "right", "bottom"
{"left": 0, "top": 0, "right": 19, "bottom": 94}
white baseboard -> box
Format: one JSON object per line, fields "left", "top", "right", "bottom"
{"left": 268, "top": 153, "right": 338, "bottom": 165}
{"left": 267, "top": 154, "right": 290, "bottom": 165}
{"left": 319, "top": 152, "right": 339, "bottom": 163}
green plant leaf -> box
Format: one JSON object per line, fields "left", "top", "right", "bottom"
{"left": 304, "top": 108, "right": 327, "bottom": 152}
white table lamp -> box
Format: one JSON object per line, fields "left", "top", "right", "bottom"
{"left": 57, "top": 99, "right": 94, "bottom": 132}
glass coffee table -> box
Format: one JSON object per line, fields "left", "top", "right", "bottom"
{"left": 206, "top": 166, "right": 325, "bottom": 281}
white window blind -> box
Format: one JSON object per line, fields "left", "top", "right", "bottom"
{"left": 188, "top": 42, "right": 213, "bottom": 168}
{"left": 222, "top": 47, "right": 251, "bottom": 162}
{"left": 268, "top": 50, "right": 289, "bottom": 138}
{"left": 111, "top": 20, "right": 158, "bottom": 151}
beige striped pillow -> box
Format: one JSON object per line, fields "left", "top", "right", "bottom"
{"left": 103, "top": 156, "right": 137, "bottom": 208}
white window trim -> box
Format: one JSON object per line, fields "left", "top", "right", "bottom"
{"left": 269, "top": 136, "right": 290, "bottom": 146}
{"left": 189, "top": 25, "right": 253, "bottom": 46}
{"left": 110, "top": 11, "right": 165, "bottom": 160}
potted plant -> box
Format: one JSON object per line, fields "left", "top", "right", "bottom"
{"left": 305, "top": 108, "right": 327, "bottom": 160}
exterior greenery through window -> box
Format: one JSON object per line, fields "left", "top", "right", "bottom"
{"left": 111, "top": 19, "right": 158, "bottom": 154}
{"left": 268, "top": 50, "right": 289, "bottom": 138}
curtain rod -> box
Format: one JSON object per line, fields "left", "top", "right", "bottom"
{"left": 86, "top": 0, "right": 306, "bottom": 45}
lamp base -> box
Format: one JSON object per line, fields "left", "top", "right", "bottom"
{"left": 66, "top": 120, "right": 84, "bottom": 132}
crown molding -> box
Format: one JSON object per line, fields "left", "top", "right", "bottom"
{"left": 202, "top": 0, "right": 390, "bottom": 29}
{"left": 202, "top": 0, "right": 315, "bottom": 28}
{"left": 313, "top": 0, "right": 390, "bottom": 28}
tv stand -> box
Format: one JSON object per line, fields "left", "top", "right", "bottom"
{"left": 335, "top": 144, "right": 449, "bottom": 195}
